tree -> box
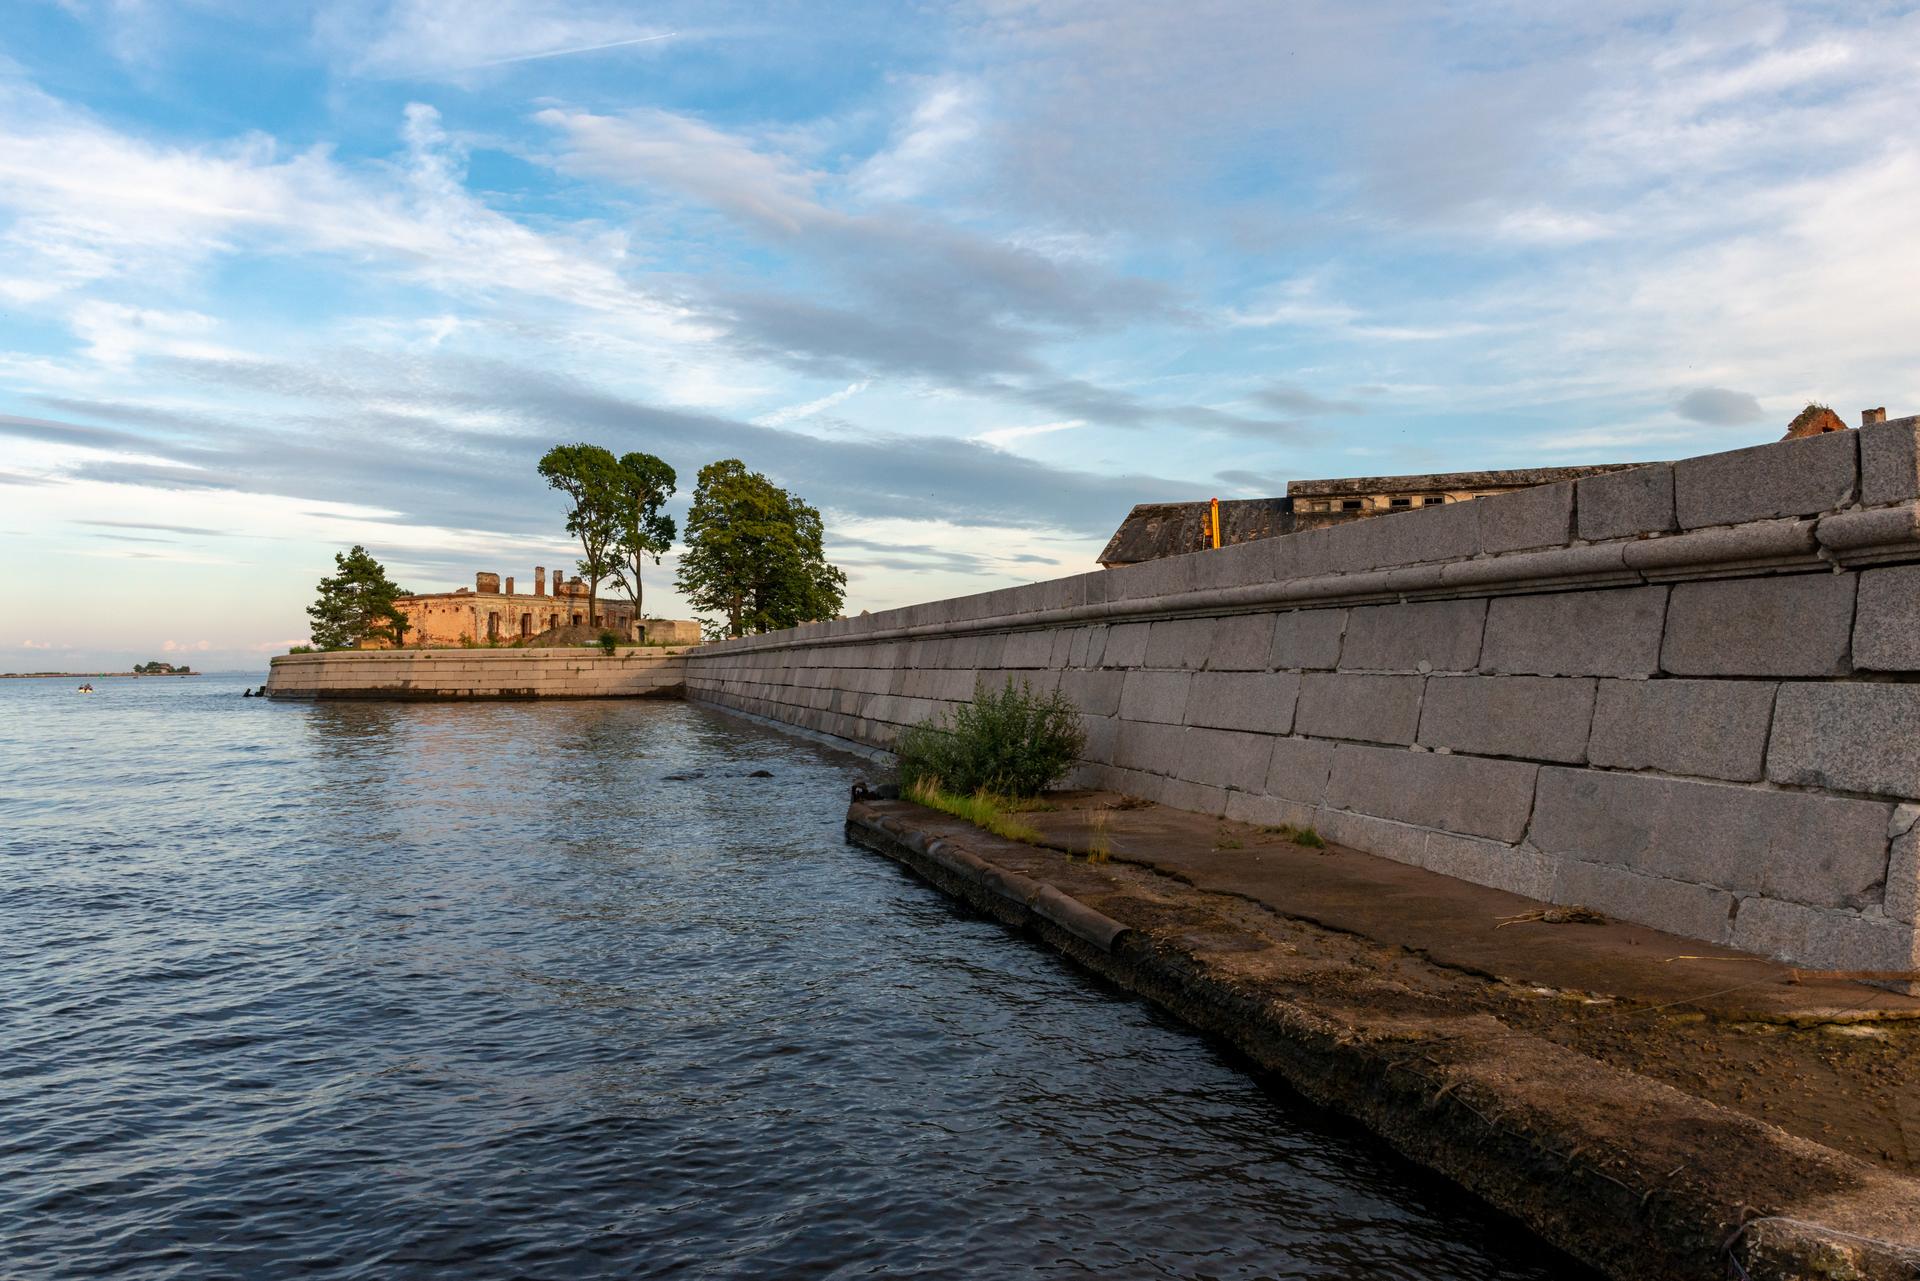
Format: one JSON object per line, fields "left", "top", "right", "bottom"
{"left": 675, "top": 459, "right": 847, "bottom": 637}
{"left": 603, "top": 451, "right": 677, "bottom": 621}
{"left": 307, "top": 545, "right": 409, "bottom": 650}
{"left": 538, "top": 444, "right": 621, "bottom": 631}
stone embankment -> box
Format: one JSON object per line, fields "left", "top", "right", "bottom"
{"left": 689, "top": 420, "right": 1920, "bottom": 978}
{"left": 266, "top": 646, "right": 690, "bottom": 700}
{"left": 846, "top": 794, "right": 1920, "bottom": 1281}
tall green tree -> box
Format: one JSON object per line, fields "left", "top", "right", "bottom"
{"left": 675, "top": 459, "right": 847, "bottom": 637}
{"left": 307, "top": 545, "right": 409, "bottom": 650}
{"left": 604, "top": 451, "right": 677, "bottom": 621}
{"left": 538, "top": 443, "right": 621, "bottom": 631}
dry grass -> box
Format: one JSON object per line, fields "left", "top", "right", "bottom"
{"left": 904, "top": 779, "right": 1044, "bottom": 845}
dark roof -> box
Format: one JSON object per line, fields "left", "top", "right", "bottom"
{"left": 1097, "top": 498, "right": 1293, "bottom": 567}
{"left": 1286, "top": 463, "right": 1645, "bottom": 498}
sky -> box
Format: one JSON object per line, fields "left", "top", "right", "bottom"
{"left": 4, "top": 1, "right": 1918, "bottom": 670}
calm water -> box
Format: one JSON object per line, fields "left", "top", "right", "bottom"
{"left": 0, "top": 674, "right": 1584, "bottom": 1280}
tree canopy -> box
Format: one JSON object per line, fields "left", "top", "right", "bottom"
{"left": 674, "top": 459, "right": 846, "bottom": 637}
{"left": 307, "top": 545, "right": 409, "bottom": 650}
{"left": 603, "top": 451, "right": 677, "bottom": 618}
{"left": 538, "top": 443, "right": 622, "bottom": 629}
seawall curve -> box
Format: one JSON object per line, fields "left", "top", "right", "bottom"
{"left": 265, "top": 647, "right": 690, "bottom": 700}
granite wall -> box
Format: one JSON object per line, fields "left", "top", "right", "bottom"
{"left": 267, "top": 647, "right": 690, "bottom": 699}
{"left": 686, "top": 419, "right": 1920, "bottom": 973}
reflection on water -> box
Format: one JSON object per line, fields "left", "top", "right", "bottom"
{"left": 0, "top": 674, "right": 1588, "bottom": 1279}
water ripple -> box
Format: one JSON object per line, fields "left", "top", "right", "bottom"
{"left": 0, "top": 675, "right": 1586, "bottom": 1279}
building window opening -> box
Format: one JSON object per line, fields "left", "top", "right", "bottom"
{"left": 520, "top": 613, "right": 531, "bottom": 637}
{"left": 1341, "top": 499, "right": 1364, "bottom": 512}
{"left": 1389, "top": 497, "right": 1412, "bottom": 509}
{"left": 1422, "top": 495, "right": 1444, "bottom": 506}
{"left": 572, "top": 613, "right": 583, "bottom": 626}
{"left": 487, "top": 611, "right": 500, "bottom": 641}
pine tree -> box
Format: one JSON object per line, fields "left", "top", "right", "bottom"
{"left": 307, "top": 545, "right": 409, "bottom": 650}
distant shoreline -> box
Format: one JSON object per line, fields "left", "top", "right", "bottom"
{"left": 0, "top": 672, "right": 202, "bottom": 680}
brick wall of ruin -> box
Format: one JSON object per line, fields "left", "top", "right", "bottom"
{"left": 267, "top": 647, "right": 691, "bottom": 699}
{"left": 685, "top": 419, "right": 1920, "bottom": 973}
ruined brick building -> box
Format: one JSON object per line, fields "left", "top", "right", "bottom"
{"left": 386, "top": 568, "right": 701, "bottom": 647}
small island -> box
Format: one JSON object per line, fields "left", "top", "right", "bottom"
{"left": 2, "top": 661, "right": 198, "bottom": 679}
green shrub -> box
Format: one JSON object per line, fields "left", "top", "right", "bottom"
{"left": 895, "top": 677, "right": 1086, "bottom": 798}
{"left": 287, "top": 644, "right": 316, "bottom": 654}
{"left": 597, "top": 630, "right": 620, "bottom": 655}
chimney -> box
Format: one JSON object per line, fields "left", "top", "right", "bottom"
{"left": 535, "top": 566, "right": 546, "bottom": 596}
{"left": 1864, "top": 407, "right": 1888, "bottom": 426}
{"left": 475, "top": 571, "right": 501, "bottom": 593}
{"left": 505, "top": 576, "right": 515, "bottom": 595}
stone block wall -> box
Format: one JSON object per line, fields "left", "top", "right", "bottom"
{"left": 267, "top": 647, "right": 690, "bottom": 699}
{"left": 687, "top": 418, "right": 1920, "bottom": 973}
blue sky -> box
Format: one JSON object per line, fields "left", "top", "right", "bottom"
{"left": 4, "top": 1, "right": 1917, "bottom": 668}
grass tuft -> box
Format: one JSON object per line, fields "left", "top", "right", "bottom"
{"left": 905, "top": 778, "right": 1044, "bottom": 845}
{"left": 1261, "top": 823, "right": 1327, "bottom": 849}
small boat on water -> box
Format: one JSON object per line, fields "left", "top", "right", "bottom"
{"left": 76, "top": 683, "right": 94, "bottom": 694}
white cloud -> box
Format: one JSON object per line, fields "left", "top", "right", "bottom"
{"left": 851, "top": 80, "right": 982, "bottom": 203}
{"left": 971, "top": 419, "right": 1083, "bottom": 450}
{"left": 753, "top": 380, "right": 870, "bottom": 427}
{"left": 318, "top": 0, "right": 679, "bottom": 80}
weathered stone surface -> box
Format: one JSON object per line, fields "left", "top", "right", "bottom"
{"left": 1323, "top": 744, "right": 1537, "bottom": 841}
{"left": 1078, "top": 713, "right": 1119, "bottom": 766}
{"left": 1118, "top": 670, "right": 1192, "bottom": 725}
{"left": 1673, "top": 430, "right": 1857, "bottom": 529}
{"left": 1264, "top": 737, "right": 1336, "bottom": 802}
{"left": 1179, "top": 727, "right": 1275, "bottom": 792}
{"left": 1728, "top": 898, "right": 1918, "bottom": 971}
{"left": 1416, "top": 675, "right": 1595, "bottom": 763}
{"left": 1550, "top": 861, "right": 1734, "bottom": 944}
{"left": 1888, "top": 822, "right": 1918, "bottom": 926}
{"left": 1145, "top": 617, "right": 1218, "bottom": 670}
{"left": 1002, "top": 629, "right": 1056, "bottom": 669}
{"left": 1325, "top": 498, "right": 1481, "bottom": 572}
{"left": 1223, "top": 790, "right": 1317, "bottom": 830}
{"left": 1293, "top": 673, "right": 1424, "bottom": 744}
{"left": 1339, "top": 599, "right": 1487, "bottom": 672}
{"left": 1479, "top": 480, "right": 1575, "bottom": 555}
{"left": 1057, "top": 668, "right": 1125, "bottom": 717}
{"left": 1101, "top": 622, "right": 1152, "bottom": 668}
{"left": 1314, "top": 810, "right": 1428, "bottom": 867}
{"left": 1577, "top": 464, "right": 1676, "bottom": 541}
{"left": 1422, "top": 832, "right": 1555, "bottom": 900}
{"left": 1480, "top": 586, "right": 1667, "bottom": 677}
{"left": 1208, "top": 613, "right": 1278, "bottom": 670}
{"left": 1113, "top": 720, "right": 1188, "bottom": 775}
{"left": 1768, "top": 683, "right": 1920, "bottom": 799}
{"left": 1858, "top": 414, "right": 1920, "bottom": 506}
{"left": 1660, "top": 573, "right": 1854, "bottom": 677}
{"left": 1270, "top": 608, "right": 1347, "bottom": 669}
{"left": 1529, "top": 767, "right": 1891, "bottom": 906}
{"left": 1184, "top": 670, "right": 1300, "bottom": 735}
{"left": 1851, "top": 565, "right": 1920, "bottom": 671}
{"left": 1587, "top": 679, "right": 1774, "bottom": 781}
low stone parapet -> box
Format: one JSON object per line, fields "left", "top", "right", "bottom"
{"left": 266, "top": 646, "right": 690, "bottom": 700}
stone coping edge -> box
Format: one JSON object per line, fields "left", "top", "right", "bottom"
{"left": 270, "top": 647, "right": 694, "bottom": 665}
{"left": 845, "top": 801, "right": 1920, "bottom": 1281}
{"left": 698, "top": 506, "right": 1920, "bottom": 659}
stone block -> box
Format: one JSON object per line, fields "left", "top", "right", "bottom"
{"left": 1587, "top": 679, "right": 1774, "bottom": 781}
{"left": 1549, "top": 861, "right": 1735, "bottom": 944}
{"left": 1079, "top": 713, "right": 1119, "bottom": 765}
{"left": 1118, "top": 670, "right": 1192, "bottom": 724}
{"left": 1888, "top": 819, "right": 1918, "bottom": 926}
{"left": 1293, "top": 672, "right": 1424, "bottom": 745}
{"left": 1422, "top": 832, "right": 1554, "bottom": 900}
{"left": 1323, "top": 744, "right": 1537, "bottom": 841}
{"left": 1660, "top": 573, "right": 1854, "bottom": 677}
{"left": 1271, "top": 608, "right": 1347, "bottom": 669}
{"left": 1002, "top": 629, "right": 1055, "bottom": 669}
{"left": 1673, "top": 430, "right": 1858, "bottom": 529}
{"left": 1326, "top": 498, "right": 1482, "bottom": 573}
{"left": 1102, "top": 622, "right": 1152, "bottom": 668}
{"left": 1728, "top": 898, "right": 1918, "bottom": 971}
{"left": 1114, "top": 720, "right": 1188, "bottom": 775}
{"left": 1416, "top": 675, "right": 1595, "bottom": 763}
{"left": 1315, "top": 810, "right": 1428, "bottom": 867}
{"left": 1577, "top": 464, "right": 1677, "bottom": 541}
{"left": 1110, "top": 554, "right": 1194, "bottom": 602}
{"left": 1184, "top": 670, "right": 1300, "bottom": 735}
{"left": 1852, "top": 565, "right": 1920, "bottom": 671}
{"left": 1208, "top": 614, "right": 1278, "bottom": 670}
{"left": 1224, "top": 791, "right": 1318, "bottom": 830}
{"left": 1529, "top": 767, "right": 1891, "bottom": 906}
{"left": 1479, "top": 480, "right": 1575, "bottom": 555}
{"left": 1264, "top": 737, "right": 1336, "bottom": 803}
{"left": 1339, "top": 599, "right": 1487, "bottom": 673}
{"left": 1179, "top": 727, "right": 1275, "bottom": 792}
{"left": 1768, "top": 683, "right": 1920, "bottom": 799}
{"left": 1058, "top": 668, "right": 1125, "bottom": 717}
{"left": 1480, "top": 585, "right": 1667, "bottom": 677}
{"left": 1145, "top": 617, "right": 1217, "bottom": 670}
{"left": 1859, "top": 414, "right": 1920, "bottom": 506}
